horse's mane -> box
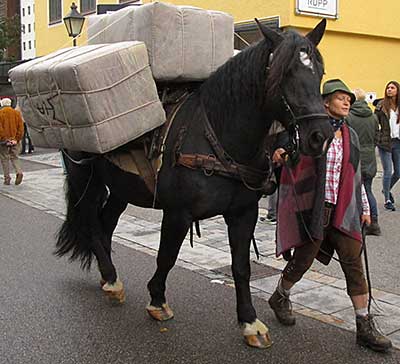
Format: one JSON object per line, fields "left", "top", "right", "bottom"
{"left": 199, "top": 28, "right": 324, "bottom": 131}
{"left": 267, "top": 31, "right": 324, "bottom": 99}
{"left": 199, "top": 38, "right": 271, "bottom": 130}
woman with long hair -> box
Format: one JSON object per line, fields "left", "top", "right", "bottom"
{"left": 375, "top": 80, "right": 400, "bottom": 211}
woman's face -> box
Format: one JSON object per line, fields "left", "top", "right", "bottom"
{"left": 324, "top": 91, "right": 351, "bottom": 119}
{"left": 386, "top": 83, "right": 398, "bottom": 98}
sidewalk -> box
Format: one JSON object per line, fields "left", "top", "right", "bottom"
{"left": 3, "top": 151, "right": 400, "bottom": 349}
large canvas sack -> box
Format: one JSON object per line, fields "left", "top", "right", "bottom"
{"left": 87, "top": 2, "right": 234, "bottom": 81}
{"left": 9, "top": 41, "right": 165, "bottom": 154}
{"left": 87, "top": 13, "right": 107, "bottom": 44}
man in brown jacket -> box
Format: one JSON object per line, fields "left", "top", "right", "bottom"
{"left": 0, "top": 98, "right": 24, "bottom": 185}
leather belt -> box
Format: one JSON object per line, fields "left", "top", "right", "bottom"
{"left": 177, "top": 153, "right": 267, "bottom": 184}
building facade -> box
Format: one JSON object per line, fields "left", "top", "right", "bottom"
{"left": 20, "top": 0, "right": 36, "bottom": 60}
{"left": 0, "top": 0, "right": 21, "bottom": 61}
{"left": 34, "top": 0, "right": 400, "bottom": 99}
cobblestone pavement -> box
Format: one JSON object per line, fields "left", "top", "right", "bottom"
{"left": 3, "top": 151, "right": 400, "bottom": 349}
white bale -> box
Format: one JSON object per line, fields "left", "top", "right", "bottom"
{"left": 87, "top": 13, "right": 108, "bottom": 44}
{"left": 9, "top": 41, "right": 165, "bottom": 154}
{"left": 87, "top": 2, "right": 234, "bottom": 81}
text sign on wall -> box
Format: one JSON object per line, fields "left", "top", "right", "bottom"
{"left": 296, "top": 0, "right": 338, "bottom": 19}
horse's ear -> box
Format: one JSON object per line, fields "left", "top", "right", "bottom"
{"left": 255, "top": 18, "right": 283, "bottom": 48}
{"left": 306, "top": 18, "right": 326, "bottom": 46}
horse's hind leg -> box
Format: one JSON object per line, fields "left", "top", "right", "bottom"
{"left": 147, "top": 210, "right": 191, "bottom": 321}
{"left": 98, "top": 192, "right": 128, "bottom": 303}
{"left": 100, "top": 192, "right": 128, "bottom": 271}
{"left": 224, "top": 207, "right": 272, "bottom": 349}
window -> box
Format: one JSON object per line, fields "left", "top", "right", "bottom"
{"left": 21, "top": 24, "right": 25, "bottom": 33}
{"left": 49, "top": 0, "right": 62, "bottom": 24}
{"left": 28, "top": 6, "right": 31, "bottom": 15}
{"left": 80, "top": 0, "right": 96, "bottom": 14}
{"left": 29, "top": 41, "right": 31, "bottom": 49}
{"left": 22, "top": 8, "right": 25, "bottom": 16}
{"left": 234, "top": 17, "right": 280, "bottom": 50}
{"left": 23, "top": 42, "right": 26, "bottom": 51}
{"left": 28, "top": 24, "right": 31, "bottom": 33}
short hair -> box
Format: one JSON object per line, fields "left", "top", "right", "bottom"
{"left": 353, "top": 88, "right": 366, "bottom": 101}
{"left": 323, "top": 93, "right": 333, "bottom": 102}
{"left": 1, "top": 98, "right": 12, "bottom": 107}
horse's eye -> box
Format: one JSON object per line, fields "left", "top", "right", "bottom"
{"left": 299, "top": 51, "right": 314, "bottom": 71}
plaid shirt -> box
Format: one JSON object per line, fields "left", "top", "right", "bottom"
{"left": 325, "top": 136, "right": 370, "bottom": 215}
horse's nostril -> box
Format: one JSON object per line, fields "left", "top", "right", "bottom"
{"left": 309, "top": 131, "right": 325, "bottom": 147}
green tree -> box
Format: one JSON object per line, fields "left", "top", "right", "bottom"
{"left": 0, "top": 15, "right": 21, "bottom": 61}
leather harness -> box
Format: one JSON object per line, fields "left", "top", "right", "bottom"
{"left": 175, "top": 102, "right": 270, "bottom": 190}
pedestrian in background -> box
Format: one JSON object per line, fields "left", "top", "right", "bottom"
{"left": 375, "top": 80, "right": 400, "bottom": 211}
{"left": 260, "top": 120, "right": 286, "bottom": 225}
{"left": 346, "top": 88, "right": 381, "bottom": 235}
{"left": 260, "top": 191, "right": 277, "bottom": 224}
{"left": 16, "top": 104, "right": 34, "bottom": 155}
{"left": 0, "top": 98, "right": 24, "bottom": 185}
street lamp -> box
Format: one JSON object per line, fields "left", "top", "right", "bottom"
{"left": 63, "top": 2, "right": 85, "bottom": 47}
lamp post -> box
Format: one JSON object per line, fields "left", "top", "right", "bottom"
{"left": 63, "top": 2, "right": 85, "bottom": 47}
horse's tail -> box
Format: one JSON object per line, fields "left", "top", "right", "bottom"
{"left": 55, "top": 153, "right": 107, "bottom": 270}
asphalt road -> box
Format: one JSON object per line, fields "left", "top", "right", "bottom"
{"left": 1, "top": 194, "right": 399, "bottom": 364}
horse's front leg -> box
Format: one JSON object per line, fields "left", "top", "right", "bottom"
{"left": 224, "top": 207, "right": 272, "bottom": 349}
{"left": 146, "top": 209, "right": 191, "bottom": 321}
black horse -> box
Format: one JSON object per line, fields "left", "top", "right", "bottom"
{"left": 56, "top": 20, "right": 333, "bottom": 348}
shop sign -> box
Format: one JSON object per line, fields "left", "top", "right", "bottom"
{"left": 296, "top": 0, "right": 338, "bottom": 19}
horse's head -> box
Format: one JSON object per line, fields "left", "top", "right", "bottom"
{"left": 257, "top": 19, "right": 334, "bottom": 157}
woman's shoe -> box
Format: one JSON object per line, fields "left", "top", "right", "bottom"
{"left": 384, "top": 200, "right": 396, "bottom": 211}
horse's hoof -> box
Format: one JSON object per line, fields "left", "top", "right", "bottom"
{"left": 242, "top": 319, "right": 272, "bottom": 349}
{"left": 244, "top": 333, "right": 272, "bottom": 349}
{"left": 102, "top": 279, "right": 125, "bottom": 304}
{"left": 146, "top": 303, "right": 174, "bottom": 321}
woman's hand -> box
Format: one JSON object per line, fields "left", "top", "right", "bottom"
{"left": 272, "top": 148, "right": 287, "bottom": 165}
{"left": 361, "top": 214, "right": 371, "bottom": 226}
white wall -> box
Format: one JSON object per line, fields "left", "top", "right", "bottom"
{"left": 20, "top": 0, "right": 36, "bottom": 60}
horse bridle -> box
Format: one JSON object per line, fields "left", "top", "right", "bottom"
{"left": 266, "top": 49, "right": 329, "bottom": 161}
{"left": 280, "top": 93, "right": 329, "bottom": 162}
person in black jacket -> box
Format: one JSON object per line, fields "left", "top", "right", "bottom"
{"left": 346, "top": 88, "right": 381, "bottom": 235}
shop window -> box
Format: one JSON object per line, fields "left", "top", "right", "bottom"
{"left": 234, "top": 17, "right": 280, "bottom": 50}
